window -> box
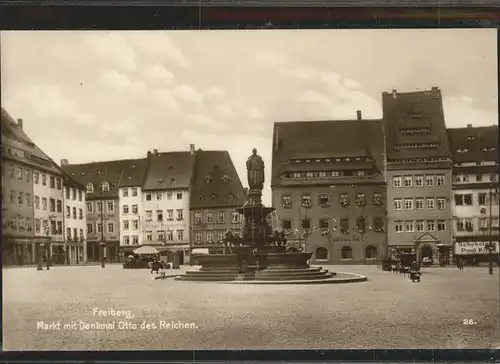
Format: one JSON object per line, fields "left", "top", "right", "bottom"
{"left": 107, "top": 201, "right": 114, "bottom": 212}
{"left": 123, "top": 220, "right": 129, "bottom": 230}
{"left": 215, "top": 212, "right": 225, "bottom": 224}
{"left": 194, "top": 212, "right": 202, "bottom": 224}
{"left": 132, "top": 205, "right": 138, "bottom": 214}
{"left": 425, "top": 175, "right": 434, "bottom": 187}
{"left": 132, "top": 235, "right": 139, "bottom": 245}
{"left": 79, "top": 229, "right": 84, "bottom": 238}
{"left": 56, "top": 178, "right": 62, "bottom": 190}
{"left": 195, "top": 232, "right": 203, "bottom": 242}
{"left": 395, "top": 221, "right": 403, "bottom": 233}
{"left": 123, "top": 236, "right": 130, "bottom": 245}
{"left": 426, "top": 198, "right": 435, "bottom": 209}
{"left": 122, "top": 188, "right": 129, "bottom": 197}
{"left": 177, "top": 209, "right": 184, "bottom": 221}
{"left": 228, "top": 193, "right": 235, "bottom": 200}
{"left": 394, "top": 198, "right": 402, "bottom": 210}
{"left": 373, "top": 217, "right": 384, "bottom": 232}
{"left": 145, "top": 210, "right": 152, "bottom": 220}
{"left": 42, "top": 197, "right": 47, "bottom": 211}
{"left": 465, "top": 219, "right": 474, "bottom": 232}
{"left": 157, "top": 231, "right": 165, "bottom": 242}
{"left": 18, "top": 192, "right": 24, "bottom": 204}
{"left": 415, "top": 198, "right": 424, "bottom": 210}
{"left": 87, "top": 224, "right": 93, "bottom": 234}
{"left": 331, "top": 171, "right": 340, "bottom": 177}
{"left": 318, "top": 172, "right": 327, "bottom": 177}
{"left": 131, "top": 188, "right": 138, "bottom": 197}
{"left": 49, "top": 176, "right": 55, "bottom": 188}
{"left": 87, "top": 202, "right": 93, "bottom": 212}
{"left": 65, "top": 187, "right": 70, "bottom": 199}
{"left": 365, "top": 246, "right": 377, "bottom": 259}
{"left": 96, "top": 201, "right": 102, "bottom": 212}
{"left": 316, "top": 247, "right": 328, "bottom": 260}
{"left": 26, "top": 193, "right": 32, "bottom": 206}
{"left": 437, "top": 198, "right": 446, "bottom": 210}
{"left": 478, "top": 193, "right": 487, "bottom": 205}
{"left": 97, "top": 223, "right": 103, "bottom": 233}
{"left": 393, "top": 176, "right": 402, "bottom": 187}
{"left": 437, "top": 220, "right": 446, "bottom": 231}
{"left": 355, "top": 193, "right": 366, "bottom": 206}
{"left": 415, "top": 175, "right": 424, "bottom": 187}
{"left": 207, "top": 232, "right": 214, "bottom": 242}
{"left": 341, "top": 246, "right": 352, "bottom": 259}
{"left": 167, "top": 191, "right": 172, "bottom": 200}
{"left": 479, "top": 217, "right": 488, "bottom": 230}
{"left": 177, "top": 192, "right": 183, "bottom": 200}
{"left": 146, "top": 231, "right": 153, "bottom": 241}
{"left": 217, "top": 231, "right": 225, "bottom": 242}
{"left": 105, "top": 223, "right": 113, "bottom": 233}
{"left": 232, "top": 212, "right": 240, "bottom": 224}
{"left": 405, "top": 221, "right": 414, "bottom": 232}
{"left": 436, "top": 174, "right": 445, "bottom": 186}
{"left": 302, "top": 194, "right": 312, "bottom": 208}
{"left": 306, "top": 172, "right": 313, "bottom": 178}
{"left": 206, "top": 212, "right": 213, "bottom": 223}
{"left": 35, "top": 219, "right": 41, "bottom": 234}
{"left": 403, "top": 175, "right": 413, "bottom": 187}
{"left": 15, "top": 168, "right": 22, "bottom": 180}
{"left": 339, "top": 218, "right": 349, "bottom": 234}
{"left": 455, "top": 194, "right": 472, "bottom": 206}
{"left": 50, "top": 198, "right": 56, "bottom": 212}
{"left": 34, "top": 172, "right": 39, "bottom": 184}
{"left": 79, "top": 208, "right": 83, "bottom": 220}
{"left": 167, "top": 210, "right": 174, "bottom": 220}
{"left": 355, "top": 217, "right": 366, "bottom": 233}
{"left": 146, "top": 193, "right": 152, "bottom": 201}
{"left": 86, "top": 183, "right": 94, "bottom": 193}
{"left": 70, "top": 188, "right": 76, "bottom": 201}
{"left": 282, "top": 195, "right": 292, "bottom": 208}
{"left": 404, "top": 198, "right": 414, "bottom": 210}
{"left": 56, "top": 200, "right": 62, "bottom": 212}
{"left": 302, "top": 219, "right": 311, "bottom": 229}
{"left": 156, "top": 192, "right": 162, "bottom": 200}
{"left": 35, "top": 196, "right": 40, "bottom": 209}
{"left": 456, "top": 219, "right": 465, "bottom": 232}
{"left": 319, "top": 219, "right": 329, "bottom": 229}
{"left": 102, "top": 182, "right": 110, "bottom": 192}
{"left": 156, "top": 210, "right": 163, "bottom": 221}
{"left": 51, "top": 221, "right": 57, "bottom": 234}
{"left": 132, "top": 220, "right": 138, "bottom": 230}
{"left": 177, "top": 230, "right": 184, "bottom": 240}
{"left": 415, "top": 220, "right": 424, "bottom": 232}
{"left": 282, "top": 219, "right": 292, "bottom": 229}
{"left": 123, "top": 205, "right": 129, "bottom": 214}
{"left": 164, "top": 230, "right": 172, "bottom": 241}
{"left": 426, "top": 220, "right": 436, "bottom": 231}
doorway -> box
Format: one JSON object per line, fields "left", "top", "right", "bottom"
{"left": 421, "top": 244, "right": 433, "bottom": 263}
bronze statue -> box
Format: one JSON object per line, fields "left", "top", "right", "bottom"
{"left": 246, "top": 148, "right": 265, "bottom": 190}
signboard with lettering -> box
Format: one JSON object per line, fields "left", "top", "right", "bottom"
{"left": 143, "top": 221, "right": 186, "bottom": 230}
{"left": 329, "top": 235, "right": 366, "bottom": 243}
{"left": 455, "top": 241, "right": 499, "bottom": 255}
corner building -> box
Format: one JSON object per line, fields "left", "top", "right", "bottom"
{"left": 271, "top": 112, "right": 388, "bottom": 265}
{"left": 383, "top": 88, "right": 454, "bottom": 263}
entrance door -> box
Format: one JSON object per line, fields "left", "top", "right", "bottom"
{"left": 421, "top": 244, "right": 433, "bottom": 263}
{"left": 178, "top": 251, "right": 184, "bottom": 265}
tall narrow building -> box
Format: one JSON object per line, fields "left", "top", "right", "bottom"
{"left": 383, "top": 88, "right": 453, "bottom": 263}
{"left": 271, "top": 112, "right": 387, "bottom": 264}
{"left": 190, "top": 148, "right": 247, "bottom": 255}
{"left": 447, "top": 124, "right": 499, "bottom": 264}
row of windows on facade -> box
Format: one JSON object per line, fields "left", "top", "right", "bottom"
{"left": 121, "top": 230, "right": 185, "bottom": 245}
{"left": 392, "top": 174, "right": 446, "bottom": 188}
{"left": 197, "top": 192, "right": 236, "bottom": 201}
{"left": 394, "top": 220, "right": 447, "bottom": 233}
{"left": 86, "top": 182, "right": 110, "bottom": 193}
{"left": 3, "top": 164, "right": 62, "bottom": 191}
{"left": 5, "top": 190, "right": 33, "bottom": 207}
{"left": 65, "top": 227, "right": 84, "bottom": 241}
{"left": 281, "top": 192, "right": 384, "bottom": 209}
{"left": 454, "top": 192, "right": 499, "bottom": 207}
{"left": 454, "top": 174, "right": 498, "bottom": 184}
{"left": 314, "top": 246, "right": 378, "bottom": 260}
{"left": 87, "top": 222, "right": 116, "bottom": 234}
{"left": 283, "top": 216, "right": 385, "bottom": 234}
{"left": 291, "top": 156, "right": 371, "bottom": 164}
{"left": 454, "top": 217, "right": 500, "bottom": 232}
{"left": 145, "top": 191, "right": 183, "bottom": 201}
{"left": 193, "top": 230, "right": 240, "bottom": 243}
{"left": 388, "top": 157, "right": 450, "bottom": 165}
{"left": 143, "top": 209, "right": 184, "bottom": 221}
{"left": 3, "top": 217, "right": 33, "bottom": 232}
{"left": 87, "top": 201, "right": 115, "bottom": 213}
{"left": 393, "top": 197, "right": 447, "bottom": 211}
{"left": 65, "top": 187, "right": 83, "bottom": 201}
{"left": 286, "top": 170, "right": 371, "bottom": 179}
{"left": 34, "top": 219, "right": 63, "bottom": 235}
{"left": 193, "top": 211, "right": 241, "bottom": 224}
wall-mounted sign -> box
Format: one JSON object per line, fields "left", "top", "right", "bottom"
{"left": 455, "top": 241, "right": 499, "bottom": 255}
{"left": 143, "top": 221, "right": 186, "bottom": 230}
{"left": 328, "top": 235, "right": 367, "bottom": 243}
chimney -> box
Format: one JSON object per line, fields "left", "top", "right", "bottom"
{"left": 147, "top": 150, "right": 152, "bottom": 158}
{"left": 467, "top": 124, "right": 472, "bottom": 128}
{"left": 190, "top": 144, "right": 195, "bottom": 155}
{"left": 153, "top": 149, "right": 158, "bottom": 155}
{"left": 274, "top": 127, "right": 280, "bottom": 152}
{"left": 60, "top": 159, "right": 69, "bottom": 166}
{"left": 17, "top": 118, "right": 23, "bottom": 130}
{"left": 392, "top": 89, "right": 397, "bottom": 99}
{"left": 356, "top": 110, "right": 362, "bottom": 120}
{"left": 431, "top": 86, "right": 439, "bottom": 92}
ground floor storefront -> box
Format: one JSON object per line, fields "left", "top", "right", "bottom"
{"left": 389, "top": 232, "right": 455, "bottom": 266}
{"left": 86, "top": 241, "right": 120, "bottom": 262}
{"left": 1, "top": 236, "right": 75, "bottom": 266}
{"left": 120, "top": 244, "right": 190, "bottom": 265}
{"left": 454, "top": 237, "right": 499, "bottom": 266}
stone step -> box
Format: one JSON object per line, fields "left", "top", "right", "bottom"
{"left": 256, "top": 269, "right": 327, "bottom": 276}
{"left": 255, "top": 273, "right": 334, "bottom": 281}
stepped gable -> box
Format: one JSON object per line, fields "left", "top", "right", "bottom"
{"left": 271, "top": 118, "right": 385, "bottom": 187}
{"left": 1, "top": 108, "right": 62, "bottom": 175}
{"left": 142, "top": 151, "right": 195, "bottom": 191}
{"left": 447, "top": 125, "right": 499, "bottom": 164}
{"left": 190, "top": 150, "right": 246, "bottom": 209}
{"left": 382, "top": 87, "right": 452, "bottom": 161}
{"left": 62, "top": 159, "right": 129, "bottom": 200}
{"left": 117, "top": 158, "right": 149, "bottom": 188}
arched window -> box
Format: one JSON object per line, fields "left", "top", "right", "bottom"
{"left": 365, "top": 245, "right": 377, "bottom": 259}
{"left": 315, "top": 247, "right": 328, "bottom": 260}
{"left": 341, "top": 246, "right": 352, "bottom": 259}
{"left": 102, "top": 181, "right": 110, "bottom": 192}
{"left": 86, "top": 183, "right": 94, "bottom": 193}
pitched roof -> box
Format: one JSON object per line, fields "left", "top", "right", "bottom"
{"left": 447, "top": 125, "right": 499, "bottom": 164}
{"left": 142, "top": 152, "right": 195, "bottom": 191}
{"left": 1, "top": 108, "right": 62, "bottom": 175}
{"left": 271, "top": 119, "right": 385, "bottom": 187}
{"left": 62, "top": 171, "right": 86, "bottom": 191}
{"left": 117, "top": 158, "right": 149, "bottom": 188}
{"left": 190, "top": 150, "right": 246, "bottom": 209}
{"left": 382, "top": 88, "right": 451, "bottom": 161}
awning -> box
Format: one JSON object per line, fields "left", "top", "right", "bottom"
{"left": 133, "top": 246, "right": 160, "bottom": 255}
{"left": 191, "top": 248, "right": 209, "bottom": 255}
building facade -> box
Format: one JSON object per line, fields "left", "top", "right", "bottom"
{"left": 62, "top": 171, "right": 87, "bottom": 264}
{"left": 447, "top": 125, "right": 499, "bottom": 264}
{"left": 271, "top": 114, "right": 388, "bottom": 264}
{"left": 190, "top": 149, "right": 247, "bottom": 255}
{"left": 383, "top": 88, "right": 454, "bottom": 263}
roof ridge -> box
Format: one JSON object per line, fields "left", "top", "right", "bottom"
{"left": 274, "top": 119, "right": 382, "bottom": 125}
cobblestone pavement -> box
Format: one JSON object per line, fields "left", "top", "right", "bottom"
{"left": 3, "top": 264, "right": 499, "bottom": 350}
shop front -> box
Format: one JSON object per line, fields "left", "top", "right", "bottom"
{"left": 413, "top": 232, "right": 453, "bottom": 265}
{"left": 454, "top": 238, "right": 500, "bottom": 266}
{"left": 2, "top": 236, "right": 38, "bottom": 266}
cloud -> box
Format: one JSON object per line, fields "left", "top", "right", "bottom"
{"left": 101, "top": 121, "right": 137, "bottom": 133}
{"left": 142, "top": 63, "right": 174, "bottom": 84}
{"left": 249, "top": 107, "right": 263, "bottom": 119}
{"left": 129, "top": 33, "right": 190, "bottom": 68}
{"left": 443, "top": 96, "right": 497, "bottom": 128}
{"left": 99, "top": 70, "right": 145, "bottom": 94}
{"left": 255, "top": 53, "right": 288, "bottom": 67}
{"left": 282, "top": 66, "right": 317, "bottom": 80}
{"left": 74, "top": 112, "right": 95, "bottom": 126}
{"left": 152, "top": 89, "right": 180, "bottom": 111}
{"left": 214, "top": 104, "right": 233, "bottom": 118}
{"left": 208, "top": 86, "right": 226, "bottom": 99}
{"left": 186, "top": 114, "right": 227, "bottom": 131}
{"left": 344, "top": 78, "right": 360, "bottom": 90}
{"left": 83, "top": 33, "right": 136, "bottom": 71}
{"left": 297, "top": 90, "right": 331, "bottom": 105}
{"left": 175, "top": 84, "right": 204, "bottom": 105}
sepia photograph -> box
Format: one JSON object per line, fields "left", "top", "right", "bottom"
{"left": 1, "top": 29, "right": 499, "bottom": 350}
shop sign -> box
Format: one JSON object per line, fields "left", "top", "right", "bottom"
{"left": 455, "top": 241, "right": 499, "bottom": 255}
{"left": 329, "top": 235, "right": 366, "bottom": 243}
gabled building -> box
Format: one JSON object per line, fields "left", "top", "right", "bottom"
{"left": 382, "top": 87, "right": 454, "bottom": 264}
{"left": 61, "top": 159, "right": 124, "bottom": 262}
{"left": 447, "top": 124, "right": 499, "bottom": 264}
{"left": 141, "top": 147, "right": 196, "bottom": 264}
{"left": 190, "top": 149, "right": 247, "bottom": 255}
{"left": 271, "top": 111, "right": 388, "bottom": 264}
{"left": 2, "top": 109, "right": 65, "bottom": 266}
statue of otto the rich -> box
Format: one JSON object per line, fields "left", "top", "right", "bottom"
{"left": 246, "top": 148, "right": 265, "bottom": 190}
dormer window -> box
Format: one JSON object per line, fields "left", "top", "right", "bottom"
{"left": 212, "top": 194, "right": 217, "bottom": 200}
{"left": 229, "top": 193, "right": 235, "bottom": 199}
{"left": 482, "top": 147, "right": 496, "bottom": 152}
{"left": 305, "top": 160, "right": 311, "bottom": 163}
{"left": 205, "top": 175, "right": 212, "bottom": 184}
{"left": 222, "top": 174, "right": 231, "bottom": 184}
{"left": 457, "top": 148, "right": 469, "bottom": 153}
{"left": 467, "top": 136, "right": 477, "bottom": 140}
{"left": 102, "top": 181, "right": 110, "bottom": 192}
{"left": 86, "top": 183, "right": 94, "bottom": 193}
{"left": 198, "top": 195, "right": 204, "bottom": 201}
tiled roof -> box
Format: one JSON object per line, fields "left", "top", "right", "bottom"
{"left": 271, "top": 119, "right": 385, "bottom": 187}
{"left": 117, "top": 158, "right": 149, "bottom": 188}
{"left": 382, "top": 88, "right": 451, "bottom": 161}
{"left": 142, "top": 152, "right": 195, "bottom": 191}
{"left": 62, "top": 171, "right": 86, "bottom": 191}
{"left": 1, "top": 108, "right": 62, "bottom": 175}
{"left": 190, "top": 150, "right": 246, "bottom": 209}
{"left": 282, "top": 161, "right": 374, "bottom": 172}
{"left": 447, "top": 125, "right": 499, "bottom": 164}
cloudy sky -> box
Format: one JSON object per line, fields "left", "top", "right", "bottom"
{"left": 1, "top": 29, "right": 497, "bottom": 205}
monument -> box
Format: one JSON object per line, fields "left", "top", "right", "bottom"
{"left": 176, "top": 149, "right": 367, "bottom": 283}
